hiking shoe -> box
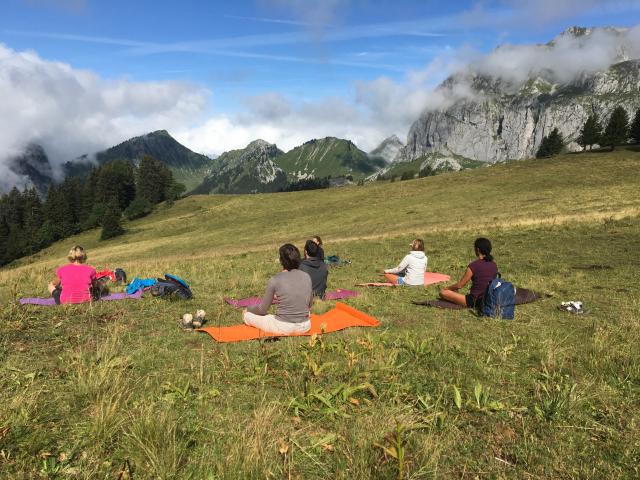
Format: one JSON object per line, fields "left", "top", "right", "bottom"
{"left": 192, "top": 309, "right": 206, "bottom": 328}
{"left": 558, "top": 301, "right": 584, "bottom": 314}
{"left": 179, "top": 313, "right": 194, "bottom": 330}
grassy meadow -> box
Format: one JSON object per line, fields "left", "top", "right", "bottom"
{"left": 1, "top": 149, "right": 639, "bottom": 478}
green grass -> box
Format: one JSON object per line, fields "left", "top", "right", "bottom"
{"left": 1, "top": 150, "right": 639, "bottom": 478}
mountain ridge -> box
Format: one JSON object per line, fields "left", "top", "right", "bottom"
{"left": 399, "top": 27, "right": 640, "bottom": 163}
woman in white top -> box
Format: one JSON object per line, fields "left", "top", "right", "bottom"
{"left": 383, "top": 238, "right": 427, "bottom": 286}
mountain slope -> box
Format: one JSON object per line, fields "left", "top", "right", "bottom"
{"left": 65, "top": 130, "right": 216, "bottom": 190}
{"left": 400, "top": 27, "right": 640, "bottom": 163}
{"left": 6, "top": 144, "right": 54, "bottom": 196}
{"left": 369, "top": 135, "right": 404, "bottom": 164}
{"left": 275, "top": 137, "right": 385, "bottom": 181}
{"left": 1, "top": 149, "right": 639, "bottom": 479}
{"left": 191, "top": 139, "right": 287, "bottom": 194}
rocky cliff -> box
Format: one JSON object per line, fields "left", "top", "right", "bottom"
{"left": 6, "top": 144, "right": 54, "bottom": 196}
{"left": 368, "top": 135, "right": 404, "bottom": 164}
{"left": 400, "top": 28, "right": 640, "bottom": 163}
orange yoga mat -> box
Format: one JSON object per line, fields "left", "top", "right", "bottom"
{"left": 357, "top": 271, "right": 451, "bottom": 287}
{"left": 197, "top": 302, "right": 380, "bottom": 343}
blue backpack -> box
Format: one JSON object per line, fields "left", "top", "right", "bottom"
{"left": 482, "top": 274, "right": 515, "bottom": 320}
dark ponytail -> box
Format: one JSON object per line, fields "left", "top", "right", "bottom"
{"left": 474, "top": 237, "right": 494, "bottom": 262}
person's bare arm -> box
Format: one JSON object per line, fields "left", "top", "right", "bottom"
{"left": 50, "top": 277, "right": 60, "bottom": 287}
{"left": 444, "top": 267, "right": 473, "bottom": 291}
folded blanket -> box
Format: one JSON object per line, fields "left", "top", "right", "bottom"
{"left": 20, "top": 290, "right": 143, "bottom": 306}
{"left": 224, "top": 289, "right": 359, "bottom": 308}
{"left": 198, "top": 302, "right": 379, "bottom": 343}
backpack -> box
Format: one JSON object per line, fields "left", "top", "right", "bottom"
{"left": 115, "top": 268, "right": 127, "bottom": 285}
{"left": 150, "top": 274, "right": 193, "bottom": 300}
{"left": 482, "top": 274, "right": 515, "bottom": 320}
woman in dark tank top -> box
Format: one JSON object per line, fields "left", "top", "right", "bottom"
{"left": 439, "top": 238, "right": 497, "bottom": 308}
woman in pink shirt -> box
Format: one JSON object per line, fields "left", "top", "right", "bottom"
{"left": 48, "top": 246, "right": 97, "bottom": 304}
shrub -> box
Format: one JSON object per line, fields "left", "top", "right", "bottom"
{"left": 100, "top": 201, "right": 125, "bottom": 240}
{"left": 124, "top": 197, "right": 153, "bottom": 221}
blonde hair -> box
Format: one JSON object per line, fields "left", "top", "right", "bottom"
{"left": 67, "top": 245, "right": 87, "bottom": 263}
{"left": 411, "top": 238, "right": 424, "bottom": 251}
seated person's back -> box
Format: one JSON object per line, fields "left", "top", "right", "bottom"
{"left": 299, "top": 239, "right": 329, "bottom": 297}
{"left": 259, "top": 269, "right": 313, "bottom": 323}
{"left": 49, "top": 246, "right": 97, "bottom": 304}
{"left": 244, "top": 244, "right": 313, "bottom": 334}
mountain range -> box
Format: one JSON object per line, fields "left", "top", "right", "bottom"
{"left": 397, "top": 27, "right": 640, "bottom": 164}
{"left": 4, "top": 26, "right": 640, "bottom": 197}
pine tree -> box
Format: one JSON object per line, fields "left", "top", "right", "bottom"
{"left": 123, "top": 196, "right": 152, "bottom": 220}
{"left": 79, "top": 167, "right": 100, "bottom": 226}
{"left": 22, "top": 188, "right": 44, "bottom": 254}
{"left": 536, "top": 128, "right": 564, "bottom": 158}
{"left": 0, "top": 216, "right": 9, "bottom": 265}
{"left": 603, "top": 106, "right": 630, "bottom": 150}
{"left": 96, "top": 160, "right": 136, "bottom": 210}
{"left": 630, "top": 108, "right": 640, "bottom": 144}
{"left": 578, "top": 114, "right": 603, "bottom": 151}
{"left": 100, "top": 200, "right": 125, "bottom": 240}
{"left": 137, "top": 155, "right": 173, "bottom": 205}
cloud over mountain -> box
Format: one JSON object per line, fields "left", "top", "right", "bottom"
{"left": 0, "top": 43, "right": 208, "bottom": 184}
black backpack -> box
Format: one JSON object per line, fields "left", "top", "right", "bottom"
{"left": 150, "top": 274, "right": 193, "bottom": 300}
{"left": 115, "top": 268, "right": 127, "bottom": 285}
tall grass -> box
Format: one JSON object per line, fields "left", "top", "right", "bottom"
{"left": 0, "top": 151, "right": 639, "bottom": 478}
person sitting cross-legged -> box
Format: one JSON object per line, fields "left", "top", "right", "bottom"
{"left": 243, "top": 244, "right": 313, "bottom": 335}
{"left": 439, "top": 237, "right": 498, "bottom": 309}
{"left": 383, "top": 238, "right": 427, "bottom": 286}
{"left": 48, "top": 245, "right": 97, "bottom": 305}
{"left": 299, "top": 239, "right": 329, "bottom": 298}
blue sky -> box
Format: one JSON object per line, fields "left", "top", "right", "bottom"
{"left": 1, "top": 0, "right": 639, "bottom": 164}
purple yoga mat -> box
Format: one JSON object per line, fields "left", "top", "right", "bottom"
{"left": 19, "top": 290, "right": 143, "bottom": 306}
{"left": 224, "top": 289, "right": 359, "bottom": 308}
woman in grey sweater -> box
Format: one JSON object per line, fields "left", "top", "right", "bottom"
{"left": 243, "top": 244, "right": 313, "bottom": 334}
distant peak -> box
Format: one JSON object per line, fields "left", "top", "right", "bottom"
{"left": 246, "top": 139, "right": 273, "bottom": 149}
{"left": 146, "top": 129, "right": 171, "bottom": 137}
{"left": 382, "top": 134, "right": 403, "bottom": 145}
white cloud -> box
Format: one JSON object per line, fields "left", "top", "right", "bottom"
{"left": 0, "top": 43, "right": 209, "bottom": 182}
{"left": 468, "top": 25, "right": 640, "bottom": 86}
{"left": 175, "top": 93, "right": 393, "bottom": 155}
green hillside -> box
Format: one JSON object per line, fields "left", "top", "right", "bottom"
{"left": 65, "top": 130, "right": 216, "bottom": 191}
{"left": 190, "top": 139, "right": 287, "bottom": 194}
{"left": 275, "top": 137, "right": 385, "bottom": 181}
{"left": 1, "top": 150, "right": 639, "bottom": 478}
{"left": 380, "top": 153, "right": 485, "bottom": 179}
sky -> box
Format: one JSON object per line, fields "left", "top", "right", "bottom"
{"left": 1, "top": 0, "right": 640, "bottom": 177}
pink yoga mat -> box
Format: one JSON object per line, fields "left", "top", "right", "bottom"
{"left": 224, "top": 289, "right": 359, "bottom": 308}
{"left": 358, "top": 272, "right": 451, "bottom": 287}
{"left": 20, "top": 290, "right": 143, "bottom": 306}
